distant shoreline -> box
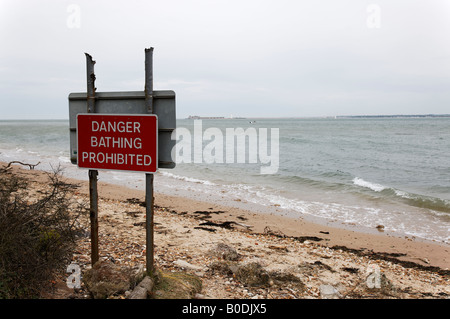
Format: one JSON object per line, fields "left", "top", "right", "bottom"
{"left": 335, "top": 114, "right": 450, "bottom": 119}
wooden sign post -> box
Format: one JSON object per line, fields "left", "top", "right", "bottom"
{"left": 71, "top": 48, "right": 175, "bottom": 275}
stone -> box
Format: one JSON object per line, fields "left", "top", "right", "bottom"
{"left": 83, "top": 260, "right": 139, "bottom": 299}
{"left": 319, "top": 284, "right": 341, "bottom": 299}
{"left": 268, "top": 271, "right": 305, "bottom": 292}
{"left": 208, "top": 261, "right": 234, "bottom": 276}
{"left": 208, "top": 243, "right": 240, "bottom": 261}
{"left": 174, "top": 259, "right": 204, "bottom": 271}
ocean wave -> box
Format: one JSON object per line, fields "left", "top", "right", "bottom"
{"left": 353, "top": 177, "right": 450, "bottom": 214}
{"left": 58, "top": 156, "right": 71, "bottom": 163}
{"left": 159, "top": 171, "right": 216, "bottom": 186}
{"left": 399, "top": 193, "right": 450, "bottom": 215}
{"left": 154, "top": 169, "right": 449, "bottom": 243}
{"left": 352, "top": 177, "right": 386, "bottom": 192}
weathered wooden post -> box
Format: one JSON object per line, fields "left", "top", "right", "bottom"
{"left": 85, "top": 53, "right": 99, "bottom": 266}
{"left": 144, "top": 47, "right": 155, "bottom": 275}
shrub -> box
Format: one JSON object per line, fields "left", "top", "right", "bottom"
{"left": 0, "top": 166, "right": 86, "bottom": 298}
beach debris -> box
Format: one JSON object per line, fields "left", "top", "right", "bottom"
{"left": 126, "top": 211, "right": 141, "bottom": 217}
{"left": 200, "top": 221, "right": 235, "bottom": 229}
{"left": 235, "top": 262, "right": 270, "bottom": 287}
{"left": 263, "top": 226, "right": 285, "bottom": 237}
{"left": 268, "top": 245, "right": 289, "bottom": 252}
{"left": 342, "top": 267, "right": 359, "bottom": 274}
{"left": 234, "top": 262, "right": 305, "bottom": 293}
{"left": 268, "top": 271, "right": 305, "bottom": 292}
{"left": 294, "top": 236, "right": 324, "bottom": 243}
{"left": 193, "top": 210, "right": 225, "bottom": 215}
{"left": 297, "top": 261, "right": 335, "bottom": 276}
{"left": 133, "top": 221, "right": 146, "bottom": 227}
{"left": 1, "top": 160, "right": 41, "bottom": 171}
{"left": 194, "top": 226, "right": 217, "bottom": 232}
{"left": 125, "top": 197, "right": 145, "bottom": 206}
{"left": 127, "top": 276, "right": 154, "bottom": 299}
{"left": 263, "top": 226, "right": 324, "bottom": 243}
{"left": 192, "top": 210, "right": 226, "bottom": 220}
{"left": 200, "top": 220, "right": 253, "bottom": 231}
{"left": 419, "top": 258, "right": 430, "bottom": 265}
{"left": 376, "top": 225, "right": 385, "bottom": 232}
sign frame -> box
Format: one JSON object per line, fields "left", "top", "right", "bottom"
{"left": 69, "top": 90, "right": 176, "bottom": 169}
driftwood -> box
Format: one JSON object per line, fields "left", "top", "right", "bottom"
{"left": 128, "top": 276, "right": 154, "bottom": 299}
{"left": 2, "top": 161, "right": 41, "bottom": 171}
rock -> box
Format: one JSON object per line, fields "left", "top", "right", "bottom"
{"left": 83, "top": 260, "right": 133, "bottom": 299}
{"left": 208, "top": 243, "right": 240, "bottom": 261}
{"left": 208, "top": 261, "right": 234, "bottom": 276}
{"left": 174, "top": 259, "right": 204, "bottom": 271}
{"left": 319, "top": 284, "right": 341, "bottom": 299}
{"left": 268, "top": 271, "right": 305, "bottom": 292}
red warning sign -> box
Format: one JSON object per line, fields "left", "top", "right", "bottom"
{"left": 77, "top": 114, "right": 158, "bottom": 173}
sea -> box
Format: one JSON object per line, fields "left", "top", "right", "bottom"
{"left": 1, "top": 117, "right": 449, "bottom": 245}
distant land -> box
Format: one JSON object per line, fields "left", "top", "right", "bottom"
{"left": 335, "top": 114, "right": 450, "bottom": 119}
{"left": 187, "top": 115, "right": 246, "bottom": 120}
{"left": 186, "top": 114, "right": 450, "bottom": 120}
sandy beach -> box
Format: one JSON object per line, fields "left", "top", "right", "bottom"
{"left": 3, "top": 162, "right": 449, "bottom": 299}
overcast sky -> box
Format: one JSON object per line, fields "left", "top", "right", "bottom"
{"left": 1, "top": 0, "right": 449, "bottom": 119}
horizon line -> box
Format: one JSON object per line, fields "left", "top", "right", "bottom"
{"left": 2, "top": 113, "right": 450, "bottom": 121}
